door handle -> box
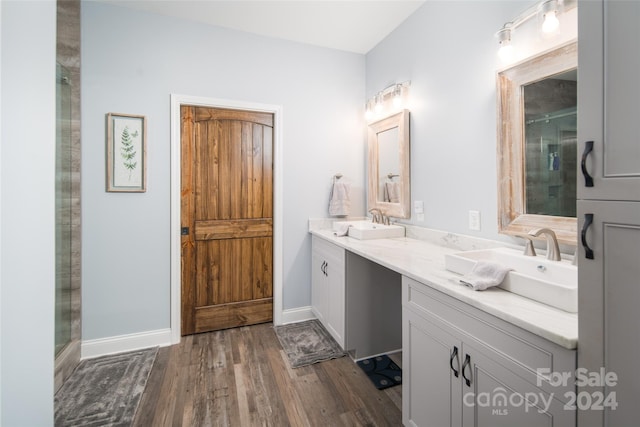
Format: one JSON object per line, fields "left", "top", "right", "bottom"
{"left": 450, "top": 346, "right": 460, "bottom": 378}
{"left": 461, "top": 354, "right": 472, "bottom": 387}
{"left": 581, "top": 213, "right": 594, "bottom": 260}
{"left": 581, "top": 141, "right": 594, "bottom": 187}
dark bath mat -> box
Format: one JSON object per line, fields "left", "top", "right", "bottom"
{"left": 54, "top": 347, "right": 157, "bottom": 426}
{"left": 274, "top": 319, "right": 346, "bottom": 368}
{"left": 357, "top": 354, "right": 402, "bottom": 390}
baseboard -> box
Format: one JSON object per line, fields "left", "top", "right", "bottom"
{"left": 82, "top": 309, "right": 313, "bottom": 359}
{"left": 280, "top": 306, "right": 316, "bottom": 325}
{"left": 55, "top": 339, "right": 81, "bottom": 392}
{"left": 81, "top": 328, "right": 173, "bottom": 360}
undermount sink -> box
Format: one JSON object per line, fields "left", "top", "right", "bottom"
{"left": 332, "top": 220, "right": 405, "bottom": 240}
{"left": 444, "top": 247, "right": 577, "bottom": 313}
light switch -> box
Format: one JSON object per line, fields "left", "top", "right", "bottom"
{"left": 414, "top": 200, "right": 424, "bottom": 214}
{"left": 468, "top": 210, "right": 481, "bottom": 231}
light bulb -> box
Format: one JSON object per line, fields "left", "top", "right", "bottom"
{"left": 498, "top": 41, "right": 514, "bottom": 62}
{"left": 496, "top": 26, "right": 513, "bottom": 63}
{"left": 374, "top": 93, "right": 384, "bottom": 113}
{"left": 542, "top": 10, "right": 560, "bottom": 33}
{"left": 393, "top": 85, "right": 403, "bottom": 108}
{"left": 365, "top": 101, "right": 373, "bottom": 120}
{"left": 365, "top": 108, "right": 373, "bottom": 120}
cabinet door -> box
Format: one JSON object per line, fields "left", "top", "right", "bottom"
{"left": 311, "top": 240, "right": 328, "bottom": 325}
{"left": 325, "top": 247, "right": 345, "bottom": 348}
{"left": 311, "top": 236, "right": 345, "bottom": 348}
{"left": 577, "top": 200, "right": 640, "bottom": 426}
{"left": 578, "top": 0, "right": 640, "bottom": 201}
{"left": 461, "top": 341, "right": 574, "bottom": 427}
{"left": 403, "top": 309, "right": 462, "bottom": 427}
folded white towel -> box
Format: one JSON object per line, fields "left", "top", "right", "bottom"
{"left": 333, "top": 224, "right": 351, "bottom": 237}
{"left": 329, "top": 181, "right": 351, "bottom": 217}
{"left": 460, "top": 261, "right": 513, "bottom": 291}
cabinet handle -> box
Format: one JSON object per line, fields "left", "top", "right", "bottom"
{"left": 581, "top": 141, "right": 594, "bottom": 187}
{"left": 449, "top": 346, "right": 460, "bottom": 378}
{"left": 581, "top": 213, "right": 595, "bottom": 260}
{"left": 461, "top": 354, "right": 472, "bottom": 387}
{"left": 324, "top": 261, "right": 328, "bottom": 276}
{"left": 321, "top": 261, "right": 326, "bottom": 276}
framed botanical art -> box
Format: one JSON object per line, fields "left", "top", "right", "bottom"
{"left": 106, "top": 113, "right": 147, "bottom": 192}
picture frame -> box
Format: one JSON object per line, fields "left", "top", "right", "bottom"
{"left": 106, "top": 113, "right": 147, "bottom": 192}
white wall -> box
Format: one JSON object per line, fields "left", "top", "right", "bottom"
{"left": 1, "top": 0, "right": 56, "bottom": 424}
{"left": 82, "top": 2, "right": 366, "bottom": 341}
{"left": 82, "top": 0, "right": 577, "bottom": 345}
{"left": 366, "top": 0, "right": 574, "bottom": 243}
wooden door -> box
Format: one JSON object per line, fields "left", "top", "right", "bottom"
{"left": 181, "top": 106, "right": 273, "bottom": 335}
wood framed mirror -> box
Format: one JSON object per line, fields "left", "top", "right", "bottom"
{"left": 367, "top": 109, "right": 410, "bottom": 218}
{"left": 497, "top": 41, "right": 577, "bottom": 245}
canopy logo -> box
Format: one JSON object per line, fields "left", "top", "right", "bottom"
{"left": 463, "top": 368, "right": 619, "bottom": 415}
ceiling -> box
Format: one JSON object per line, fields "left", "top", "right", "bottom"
{"left": 98, "top": 0, "right": 426, "bottom": 54}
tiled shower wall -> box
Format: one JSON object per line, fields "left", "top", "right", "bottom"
{"left": 54, "top": 0, "right": 81, "bottom": 392}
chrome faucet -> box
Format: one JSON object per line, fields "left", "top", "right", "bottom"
{"left": 528, "top": 228, "right": 561, "bottom": 261}
{"left": 369, "top": 208, "right": 382, "bottom": 224}
{"left": 368, "top": 208, "right": 390, "bottom": 225}
{"left": 516, "top": 234, "right": 537, "bottom": 257}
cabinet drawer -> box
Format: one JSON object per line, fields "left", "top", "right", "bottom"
{"left": 403, "top": 276, "right": 576, "bottom": 400}
{"left": 312, "top": 235, "right": 345, "bottom": 267}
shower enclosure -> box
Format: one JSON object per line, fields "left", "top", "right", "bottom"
{"left": 55, "top": 0, "right": 81, "bottom": 391}
{"left": 524, "top": 106, "right": 577, "bottom": 218}
{"left": 55, "top": 63, "right": 72, "bottom": 356}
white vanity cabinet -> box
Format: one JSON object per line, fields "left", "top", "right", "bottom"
{"left": 577, "top": 201, "right": 640, "bottom": 426}
{"left": 402, "top": 276, "right": 576, "bottom": 427}
{"left": 311, "top": 235, "right": 346, "bottom": 348}
{"left": 578, "top": 0, "right": 640, "bottom": 201}
{"left": 578, "top": 1, "right": 640, "bottom": 425}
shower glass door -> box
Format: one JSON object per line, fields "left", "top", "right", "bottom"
{"left": 524, "top": 106, "right": 577, "bottom": 218}
{"left": 55, "top": 63, "right": 72, "bottom": 356}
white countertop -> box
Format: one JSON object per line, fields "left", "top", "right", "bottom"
{"left": 310, "top": 228, "right": 578, "bottom": 350}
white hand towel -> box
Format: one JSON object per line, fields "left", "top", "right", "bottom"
{"left": 329, "top": 181, "right": 351, "bottom": 217}
{"left": 333, "top": 223, "right": 351, "bottom": 237}
{"left": 460, "top": 260, "right": 513, "bottom": 291}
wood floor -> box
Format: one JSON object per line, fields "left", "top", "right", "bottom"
{"left": 133, "top": 322, "right": 402, "bottom": 426}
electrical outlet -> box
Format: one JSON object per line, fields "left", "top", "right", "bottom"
{"left": 415, "top": 201, "right": 425, "bottom": 221}
{"left": 468, "top": 210, "right": 481, "bottom": 231}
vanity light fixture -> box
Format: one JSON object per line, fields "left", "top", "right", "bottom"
{"left": 496, "top": 0, "right": 570, "bottom": 61}
{"left": 364, "top": 81, "right": 411, "bottom": 120}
